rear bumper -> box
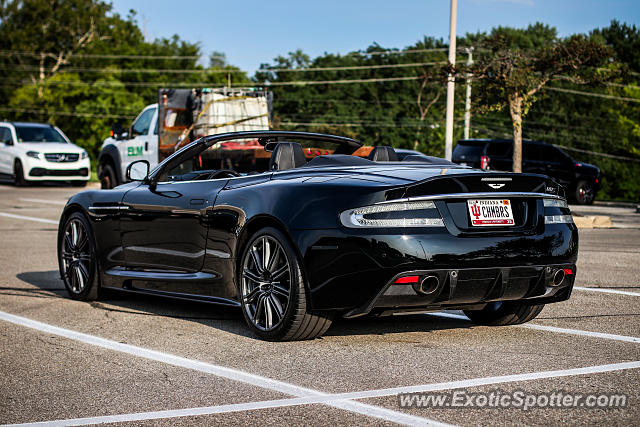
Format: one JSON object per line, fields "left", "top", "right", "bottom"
{"left": 344, "top": 264, "right": 576, "bottom": 318}
{"left": 295, "top": 223, "right": 578, "bottom": 312}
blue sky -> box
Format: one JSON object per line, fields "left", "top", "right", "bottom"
{"left": 110, "top": 0, "right": 639, "bottom": 74}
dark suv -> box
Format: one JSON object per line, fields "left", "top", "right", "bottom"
{"left": 453, "top": 139, "right": 601, "bottom": 204}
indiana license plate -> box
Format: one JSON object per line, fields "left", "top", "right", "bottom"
{"left": 467, "top": 199, "right": 515, "bottom": 226}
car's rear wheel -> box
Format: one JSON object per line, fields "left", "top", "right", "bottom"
{"left": 14, "top": 160, "right": 27, "bottom": 187}
{"left": 238, "top": 227, "right": 333, "bottom": 341}
{"left": 575, "top": 180, "right": 595, "bottom": 205}
{"left": 58, "top": 212, "right": 100, "bottom": 300}
{"left": 463, "top": 301, "right": 544, "bottom": 326}
{"left": 99, "top": 164, "right": 116, "bottom": 189}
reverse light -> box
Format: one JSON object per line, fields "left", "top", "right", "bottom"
{"left": 545, "top": 215, "right": 574, "bottom": 224}
{"left": 340, "top": 200, "right": 444, "bottom": 228}
{"left": 543, "top": 198, "right": 569, "bottom": 209}
{"left": 26, "top": 151, "right": 40, "bottom": 159}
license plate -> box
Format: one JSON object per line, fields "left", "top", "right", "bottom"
{"left": 467, "top": 199, "right": 515, "bottom": 226}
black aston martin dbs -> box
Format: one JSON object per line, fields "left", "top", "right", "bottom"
{"left": 58, "top": 131, "right": 578, "bottom": 341}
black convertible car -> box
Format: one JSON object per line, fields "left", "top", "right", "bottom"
{"left": 58, "top": 131, "right": 578, "bottom": 341}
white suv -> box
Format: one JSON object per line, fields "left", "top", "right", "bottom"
{"left": 0, "top": 122, "right": 90, "bottom": 186}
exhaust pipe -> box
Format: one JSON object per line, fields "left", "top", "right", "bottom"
{"left": 417, "top": 275, "right": 440, "bottom": 295}
{"left": 552, "top": 269, "right": 565, "bottom": 286}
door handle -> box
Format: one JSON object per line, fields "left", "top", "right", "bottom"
{"left": 145, "top": 141, "right": 149, "bottom": 151}
{"left": 189, "top": 199, "right": 205, "bottom": 205}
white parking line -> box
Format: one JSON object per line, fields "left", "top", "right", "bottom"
{"left": 19, "top": 197, "right": 68, "bottom": 206}
{"left": 427, "top": 312, "right": 640, "bottom": 344}
{"left": 0, "top": 212, "right": 58, "bottom": 225}
{"left": 574, "top": 286, "right": 640, "bottom": 297}
{"left": 7, "top": 360, "right": 640, "bottom": 427}
{"left": 0, "top": 310, "right": 449, "bottom": 427}
{"left": 522, "top": 324, "right": 640, "bottom": 344}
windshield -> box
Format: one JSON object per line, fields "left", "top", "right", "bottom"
{"left": 15, "top": 125, "right": 67, "bottom": 143}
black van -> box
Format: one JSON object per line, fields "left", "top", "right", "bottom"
{"left": 453, "top": 139, "right": 601, "bottom": 204}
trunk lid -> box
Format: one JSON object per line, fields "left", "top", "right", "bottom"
{"left": 386, "top": 172, "right": 564, "bottom": 235}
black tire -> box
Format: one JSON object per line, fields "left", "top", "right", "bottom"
{"left": 71, "top": 180, "right": 87, "bottom": 187}
{"left": 238, "top": 227, "right": 333, "bottom": 341}
{"left": 99, "top": 163, "right": 117, "bottom": 189}
{"left": 464, "top": 301, "right": 544, "bottom": 326}
{"left": 14, "top": 160, "right": 27, "bottom": 187}
{"left": 58, "top": 212, "right": 100, "bottom": 301}
{"left": 574, "top": 180, "right": 595, "bottom": 205}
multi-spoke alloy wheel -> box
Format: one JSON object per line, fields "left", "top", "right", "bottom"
{"left": 238, "top": 227, "right": 333, "bottom": 341}
{"left": 241, "top": 235, "right": 291, "bottom": 331}
{"left": 58, "top": 212, "right": 100, "bottom": 300}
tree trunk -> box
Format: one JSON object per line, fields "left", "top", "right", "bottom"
{"left": 509, "top": 95, "right": 524, "bottom": 173}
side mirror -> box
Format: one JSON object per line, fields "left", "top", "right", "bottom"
{"left": 126, "top": 160, "right": 150, "bottom": 182}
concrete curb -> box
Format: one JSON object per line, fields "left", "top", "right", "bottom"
{"left": 594, "top": 200, "right": 638, "bottom": 209}
{"left": 573, "top": 215, "right": 613, "bottom": 229}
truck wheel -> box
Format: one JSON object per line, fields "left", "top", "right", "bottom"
{"left": 464, "top": 301, "right": 544, "bottom": 326}
{"left": 575, "top": 180, "right": 595, "bottom": 205}
{"left": 99, "top": 164, "right": 116, "bottom": 189}
{"left": 14, "top": 160, "right": 27, "bottom": 187}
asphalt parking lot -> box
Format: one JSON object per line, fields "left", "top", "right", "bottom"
{"left": 0, "top": 183, "right": 639, "bottom": 426}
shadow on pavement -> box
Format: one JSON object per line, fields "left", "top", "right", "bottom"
{"left": 13, "top": 269, "right": 475, "bottom": 340}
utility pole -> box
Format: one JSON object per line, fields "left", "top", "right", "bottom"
{"left": 444, "top": 0, "right": 457, "bottom": 161}
{"left": 463, "top": 47, "right": 474, "bottom": 140}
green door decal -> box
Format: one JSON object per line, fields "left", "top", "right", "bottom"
{"left": 127, "top": 146, "right": 143, "bottom": 156}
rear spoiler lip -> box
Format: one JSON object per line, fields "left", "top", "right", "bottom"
{"left": 384, "top": 171, "right": 562, "bottom": 201}
{"left": 377, "top": 192, "right": 565, "bottom": 205}
{"left": 404, "top": 171, "right": 550, "bottom": 186}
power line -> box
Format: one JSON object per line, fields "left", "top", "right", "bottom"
{"left": 4, "top": 75, "right": 423, "bottom": 88}
{"left": 476, "top": 122, "right": 640, "bottom": 162}
{"left": 545, "top": 86, "right": 640, "bottom": 103}
{"left": 277, "top": 121, "right": 437, "bottom": 129}
{"left": 264, "top": 76, "right": 422, "bottom": 86}
{"left": 0, "top": 65, "right": 244, "bottom": 75}
{"left": 553, "top": 144, "right": 640, "bottom": 163}
{"left": 260, "top": 62, "right": 445, "bottom": 73}
{"left": 0, "top": 47, "right": 451, "bottom": 60}
{"left": 346, "top": 48, "right": 449, "bottom": 56}
{"left": 0, "top": 50, "right": 202, "bottom": 60}
{"left": 0, "top": 61, "right": 444, "bottom": 76}
{"left": 0, "top": 107, "right": 135, "bottom": 119}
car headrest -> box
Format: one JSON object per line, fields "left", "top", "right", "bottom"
{"left": 367, "top": 146, "right": 398, "bottom": 162}
{"left": 269, "top": 142, "right": 307, "bottom": 171}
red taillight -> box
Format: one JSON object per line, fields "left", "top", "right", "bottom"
{"left": 480, "top": 156, "right": 490, "bottom": 170}
{"left": 394, "top": 276, "right": 420, "bottom": 284}
{"left": 595, "top": 178, "right": 599, "bottom": 184}
{"left": 563, "top": 268, "right": 574, "bottom": 275}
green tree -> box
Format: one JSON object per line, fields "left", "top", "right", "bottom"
{"left": 460, "top": 30, "right": 613, "bottom": 172}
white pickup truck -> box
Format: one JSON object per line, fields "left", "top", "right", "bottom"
{"left": 97, "top": 88, "right": 271, "bottom": 188}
